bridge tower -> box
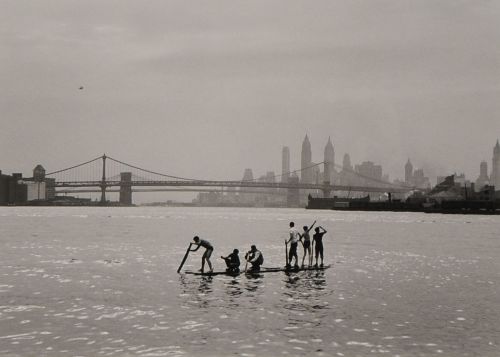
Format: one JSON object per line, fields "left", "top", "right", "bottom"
{"left": 119, "top": 172, "right": 132, "bottom": 205}
{"left": 100, "top": 154, "right": 107, "bottom": 204}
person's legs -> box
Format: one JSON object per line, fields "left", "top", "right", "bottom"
{"left": 301, "top": 246, "right": 307, "bottom": 267}
{"left": 291, "top": 243, "right": 298, "bottom": 267}
{"left": 205, "top": 249, "right": 213, "bottom": 272}
{"left": 200, "top": 255, "right": 206, "bottom": 272}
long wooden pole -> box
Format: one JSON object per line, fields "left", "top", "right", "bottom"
{"left": 309, "top": 221, "right": 317, "bottom": 266}
{"left": 244, "top": 256, "right": 249, "bottom": 273}
{"left": 177, "top": 243, "right": 192, "bottom": 273}
{"left": 285, "top": 240, "right": 289, "bottom": 268}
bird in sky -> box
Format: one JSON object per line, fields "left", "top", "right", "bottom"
{"left": 79, "top": 86, "right": 84, "bottom": 90}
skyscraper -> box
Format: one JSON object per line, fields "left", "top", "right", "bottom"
{"left": 343, "top": 153, "right": 352, "bottom": 172}
{"left": 323, "top": 137, "right": 335, "bottom": 184}
{"left": 405, "top": 159, "right": 413, "bottom": 185}
{"left": 338, "top": 153, "right": 354, "bottom": 186}
{"left": 475, "top": 161, "right": 489, "bottom": 190}
{"left": 281, "top": 146, "right": 290, "bottom": 183}
{"left": 491, "top": 140, "right": 500, "bottom": 189}
{"left": 301, "top": 135, "right": 312, "bottom": 184}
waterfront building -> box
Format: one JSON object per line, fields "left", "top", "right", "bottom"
{"left": 428, "top": 175, "right": 463, "bottom": 203}
{"left": 281, "top": 146, "right": 290, "bottom": 183}
{"left": 475, "top": 161, "right": 489, "bottom": 191}
{"left": 33, "top": 165, "right": 46, "bottom": 181}
{"left": 0, "top": 170, "right": 10, "bottom": 205}
{"left": 26, "top": 181, "right": 46, "bottom": 201}
{"left": 491, "top": 140, "right": 500, "bottom": 190}
{"left": 323, "top": 137, "right": 335, "bottom": 184}
{"left": 45, "top": 178, "right": 56, "bottom": 200}
{"left": 0, "top": 172, "right": 27, "bottom": 205}
{"left": 31, "top": 164, "right": 52, "bottom": 201}
{"left": 300, "top": 135, "right": 312, "bottom": 184}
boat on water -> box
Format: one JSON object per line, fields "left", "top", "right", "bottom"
{"left": 183, "top": 264, "right": 331, "bottom": 276}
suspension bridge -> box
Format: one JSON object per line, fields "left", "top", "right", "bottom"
{"left": 42, "top": 154, "right": 414, "bottom": 205}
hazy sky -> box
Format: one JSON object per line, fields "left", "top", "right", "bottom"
{"left": 2, "top": 0, "right": 500, "bottom": 187}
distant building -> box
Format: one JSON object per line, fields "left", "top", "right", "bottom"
{"left": 413, "top": 169, "right": 431, "bottom": 189}
{"left": 45, "top": 178, "right": 56, "bottom": 200}
{"left": 337, "top": 153, "right": 355, "bottom": 186}
{"left": 428, "top": 175, "right": 464, "bottom": 203}
{"left": 33, "top": 164, "right": 46, "bottom": 181}
{"left": 491, "top": 140, "right": 500, "bottom": 189}
{"left": 355, "top": 161, "right": 383, "bottom": 186}
{"left": 454, "top": 173, "right": 467, "bottom": 187}
{"left": 323, "top": 137, "right": 335, "bottom": 184}
{"left": 300, "top": 135, "right": 312, "bottom": 184}
{"left": 343, "top": 153, "right": 352, "bottom": 172}
{"left": 196, "top": 191, "right": 223, "bottom": 206}
{"left": 281, "top": 146, "right": 290, "bottom": 183}
{"left": 475, "top": 161, "right": 489, "bottom": 191}
{"left": 405, "top": 159, "right": 413, "bottom": 184}
{"left": 436, "top": 176, "right": 447, "bottom": 185}
{"left": 404, "top": 159, "right": 430, "bottom": 189}
{"left": 0, "top": 171, "right": 27, "bottom": 205}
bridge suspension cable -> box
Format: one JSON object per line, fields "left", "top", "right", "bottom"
{"left": 106, "top": 156, "right": 201, "bottom": 181}
{"left": 45, "top": 155, "right": 103, "bottom": 176}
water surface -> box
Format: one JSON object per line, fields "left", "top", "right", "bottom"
{"left": 0, "top": 207, "right": 499, "bottom": 356}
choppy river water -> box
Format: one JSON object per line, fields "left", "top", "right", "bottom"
{"left": 0, "top": 206, "right": 499, "bottom": 356}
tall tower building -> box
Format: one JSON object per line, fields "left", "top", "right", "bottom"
{"left": 343, "top": 153, "right": 352, "bottom": 171}
{"left": 338, "top": 153, "right": 354, "bottom": 186}
{"left": 475, "top": 160, "right": 489, "bottom": 190}
{"left": 405, "top": 159, "right": 413, "bottom": 185}
{"left": 491, "top": 140, "right": 500, "bottom": 189}
{"left": 281, "top": 146, "right": 290, "bottom": 183}
{"left": 323, "top": 137, "right": 335, "bottom": 184}
{"left": 301, "top": 135, "right": 312, "bottom": 184}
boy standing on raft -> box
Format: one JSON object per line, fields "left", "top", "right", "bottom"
{"left": 190, "top": 236, "right": 214, "bottom": 273}
{"left": 287, "top": 222, "right": 300, "bottom": 269}
{"left": 313, "top": 226, "right": 328, "bottom": 267}
{"left": 300, "top": 221, "right": 316, "bottom": 267}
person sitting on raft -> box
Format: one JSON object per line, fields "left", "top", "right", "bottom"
{"left": 245, "top": 245, "right": 263, "bottom": 272}
{"left": 221, "top": 249, "right": 240, "bottom": 273}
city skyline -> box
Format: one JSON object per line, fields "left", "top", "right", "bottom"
{"left": 1, "top": 1, "right": 500, "bottom": 192}
{"left": 2, "top": 135, "right": 500, "bottom": 188}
